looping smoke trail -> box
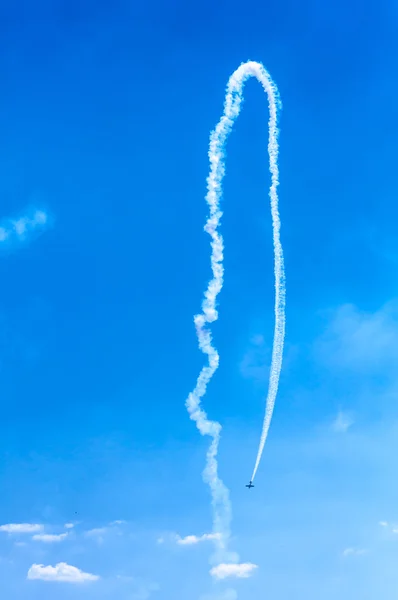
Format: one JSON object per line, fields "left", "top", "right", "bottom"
{"left": 186, "top": 60, "right": 285, "bottom": 557}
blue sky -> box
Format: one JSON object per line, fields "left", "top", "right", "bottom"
{"left": 1, "top": 0, "right": 398, "bottom": 598}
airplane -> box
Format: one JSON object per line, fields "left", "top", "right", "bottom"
{"left": 245, "top": 481, "right": 254, "bottom": 489}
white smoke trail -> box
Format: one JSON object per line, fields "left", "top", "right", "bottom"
{"left": 186, "top": 60, "right": 285, "bottom": 557}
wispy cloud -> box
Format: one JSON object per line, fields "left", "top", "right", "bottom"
{"left": 342, "top": 547, "right": 368, "bottom": 557}
{"left": 130, "top": 581, "right": 160, "bottom": 600}
{"left": 176, "top": 533, "right": 221, "bottom": 546}
{"left": 0, "top": 523, "right": 43, "bottom": 534}
{"left": 85, "top": 527, "right": 108, "bottom": 536}
{"left": 64, "top": 523, "right": 75, "bottom": 529}
{"left": 32, "top": 533, "right": 68, "bottom": 543}
{"left": 378, "top": 521, "right": 398, "bottom": 534}
{"left": 84, "top": 527, "right": 108, "bottom": 544}
{"left": 15, "top": 210, "right": 47, "bottom": 233}
{"left": 210, "top": 563, "right": 258, "bottom": 579}
{"left": 332, "top": 410, "right": 354, "bottom": 433}
{"left": 0, "top": 209, "right": 49, "bottom": 247}
{"left": 316, "top": 302, "right": 398, "bottom": 375}
{"left": 84, "top": 521, "right": 125, "bottom": 544}
{"left": 27, "top": 562, "right": 99, "bottom": 583}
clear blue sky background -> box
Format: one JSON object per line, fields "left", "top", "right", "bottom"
{"left": 1, "top": 0, "right": 398, "bottom": 598}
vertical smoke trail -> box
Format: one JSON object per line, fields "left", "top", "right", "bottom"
{"left": 186, "top": 60, "right": 285, "bottom": 557}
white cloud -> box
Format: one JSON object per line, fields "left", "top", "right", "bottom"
{"left": 377, "top": 521, "right": 398, "bottom": 533}
{"left": 332, "top": 410, "right": 354, "bottom": 433}
{"left": 342, "top": 547, "right": 367, "bottom": 557}
{"left": 0, "top": 523, "right": 43, "bottom": 534}
{"left": 32, "top": 533, "right": 68, "bottom": 543}
{"left": 210, "top": 563, "right": 258, "bottom": 580}
{"left": 157, "top": 531, "right": 220, "bottom": 546}
{"left": 64, "top": 523, "right": 75, "bottom": 529}
{"left": 176, "top": 533, "right": 221, "bottom": 545}
{"left": 27, "top": 562, "right": 99, "bottom": 583}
